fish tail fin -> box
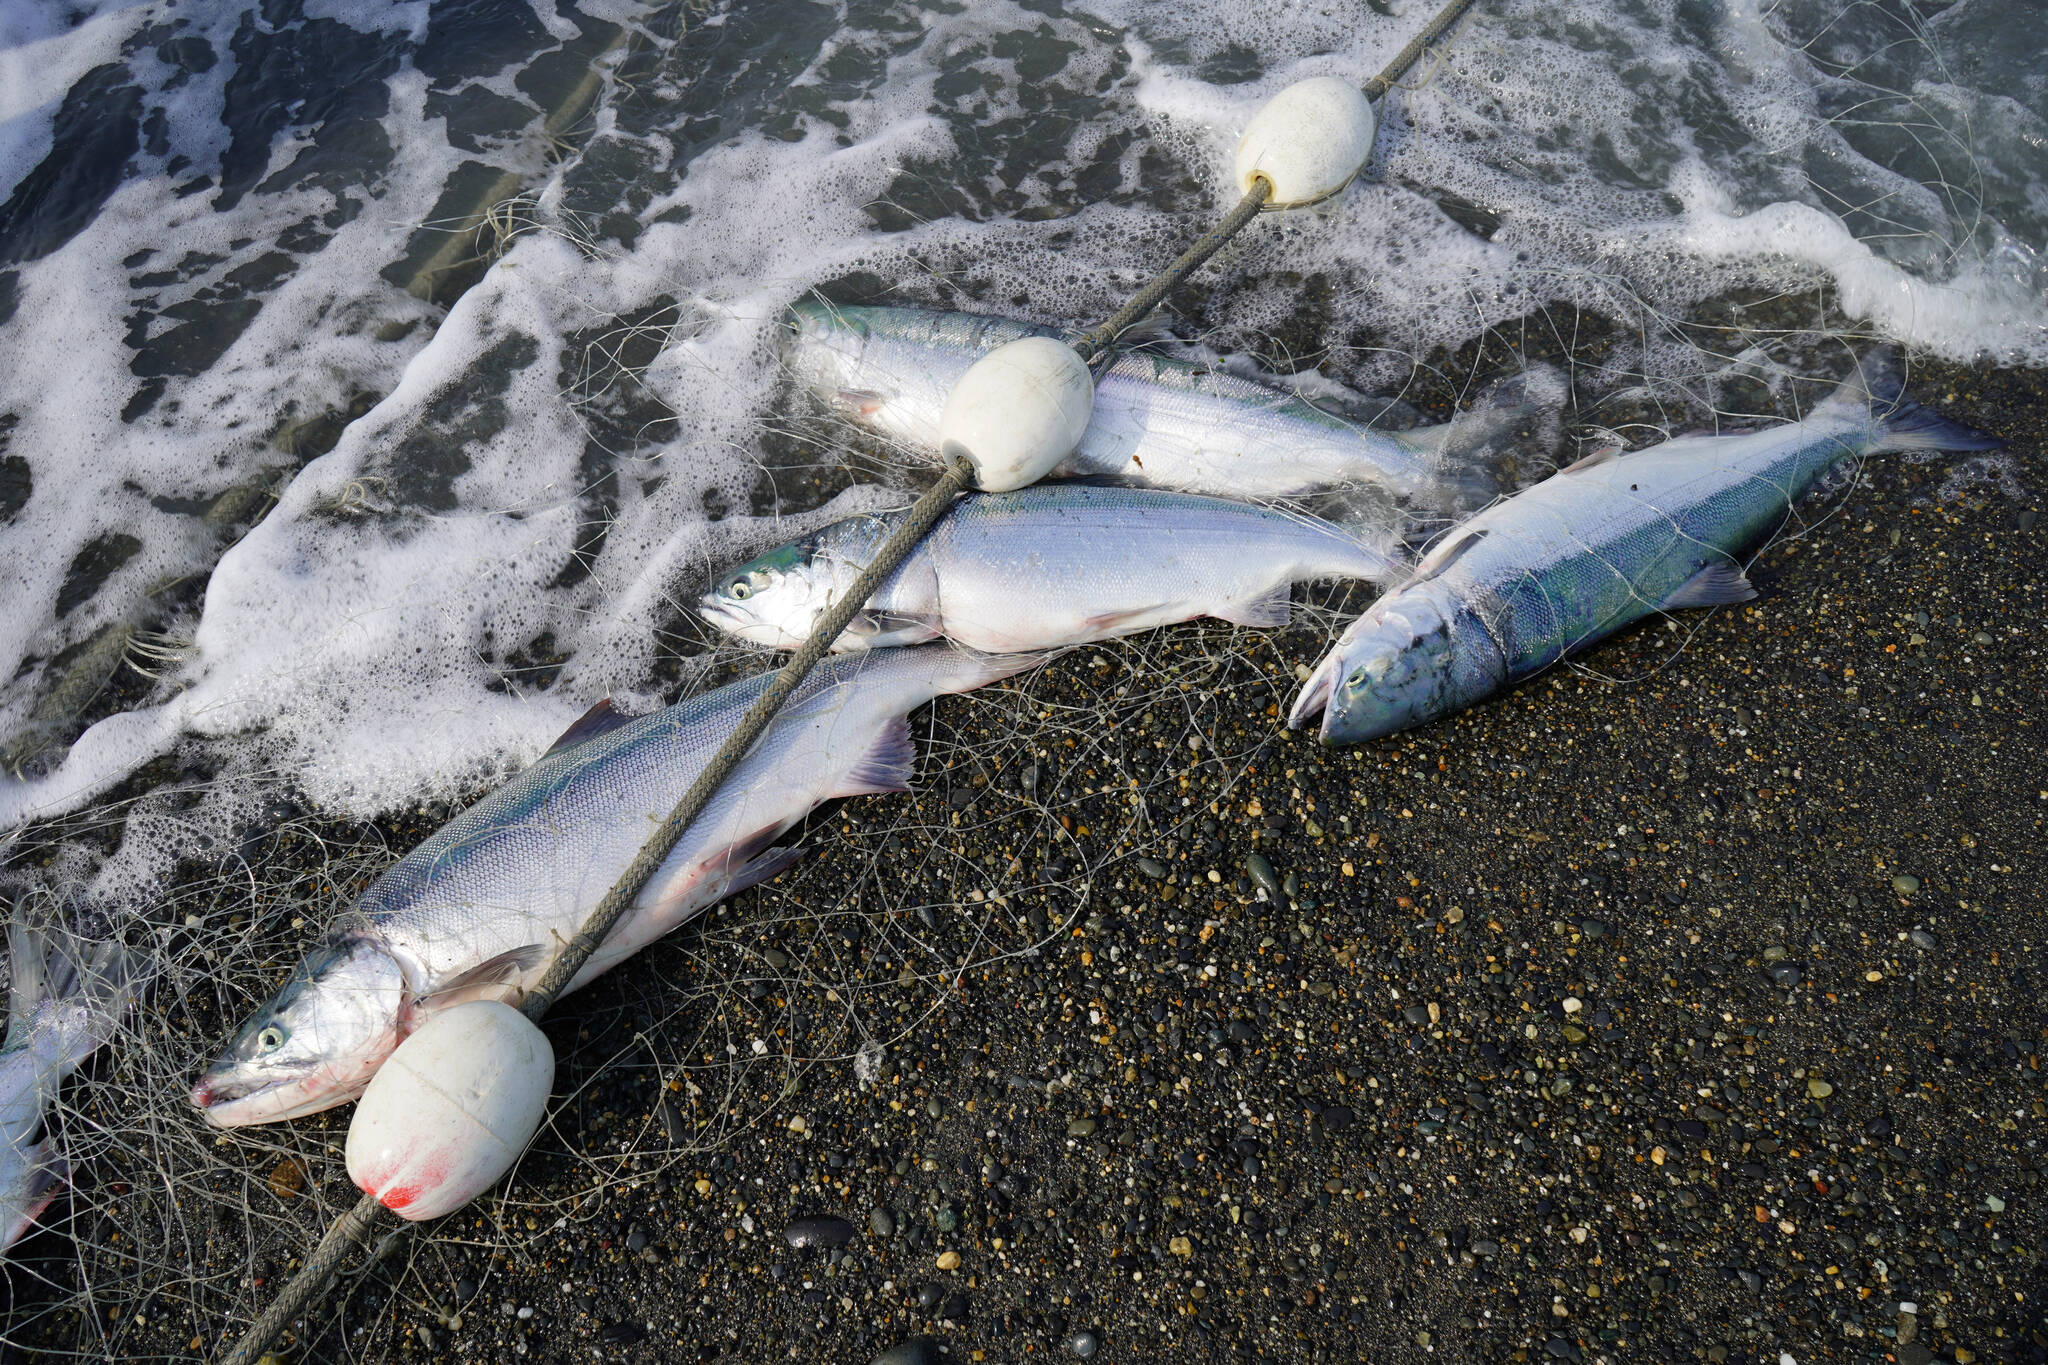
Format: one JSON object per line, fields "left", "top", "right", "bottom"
{"left": 1826, "top": 349, "right": 2004, "bottom": 454}
{"left": 1392, "top": 365, "right": 1560, "bottom": 508}
{"left": 1309, "top": 526, "right": 1409, "bottom": 587}
{"left": 2, "top": 1138, "right": 66, "bottom": 1249}
{"left": 4, "top": 915, "right": 136, "bottom": 1054}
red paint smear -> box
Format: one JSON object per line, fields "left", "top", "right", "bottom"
{"left": 379, "top": 1182, "right": 422, "bottom": 1211}
{"left": 362, "top": 1149, "right": 453, "bottom": 1214}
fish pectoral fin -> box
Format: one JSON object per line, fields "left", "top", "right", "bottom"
{"left": 1211, "top": 587, "right": 1292, "bottom": 630}
{"left": 1413, "top": 527, "right": 1488, "bottom": 582}
{"left": 721, "top": 844, "right": 804, "bottom": 898}
{"left": 1081, "top": 604, "right": 1182, "bottom": 633}
{"left": 1658, "top": 561, "right": 1758, "bottom": 611}
{"left": 834, "top": 388, "right": 888, "bottom": 417}
{"left": 832, "top": 716, "right": 917, "bottom": 798}
{"left": 845, "top": 610, "right": 940, "bottom": 647}
{"left": 1560, "top": 441, "right": 1626, "bottom": 474}
{"left": 418, "top": 944, "right": 549, "bottom": 1010}
{"left": 540, "top": 698, "right": 635, "bottom": 761}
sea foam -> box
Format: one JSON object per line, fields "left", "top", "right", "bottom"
{"left": 0, "top": 0, "right": 2040, "bottom": 846}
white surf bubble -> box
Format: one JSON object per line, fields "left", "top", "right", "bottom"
{"left": 1, "top": 0, "right": 2042, "bottom": 839}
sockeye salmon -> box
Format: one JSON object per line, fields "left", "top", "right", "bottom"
{"left": 700, "top": 485, "right": 1402, "bottom": 653}
{"left": 786, "top": 299, "right": 1505, "bottom": 503}
{"left": 1290, "top": 352, "right": 2002, "bottom": 743}
{"left": 193, "top": 646, "right": 1040, "bottom": 1126}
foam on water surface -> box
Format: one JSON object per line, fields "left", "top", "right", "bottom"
{"left": 0, "top": 0, "right": 2041, "bottom": 853}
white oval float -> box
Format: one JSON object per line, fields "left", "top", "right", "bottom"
{"left": 938, "top": 335, "right": 1094, "bottom": 492}
{"left": 1234, "top": 76, "right": 1377, "bottom": 209}
{"left": 345, "top": 1001, "right": 554, "bottom": 1222}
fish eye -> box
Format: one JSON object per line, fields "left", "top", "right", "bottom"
{"left": 729, "top": 580, "right": 753, "bottom": 600}
{"left": 1345, "top": 667, "right": 1368, "bottom": 688}
{"left": 256, "top": 1025, "right": 288, "bottom": 1053}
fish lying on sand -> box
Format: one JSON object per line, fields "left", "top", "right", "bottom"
{"left": 1290, "top": 352, "right": 2003, "bottom": 744}
{"left": 193, "top": 646, "right": 1040, "bottom": 1127}
{"left": 2, "top": 919, "right": 134, "bottom": 1250}
{"left": 700, "top": 485, "right": 1402, "bottom": 653}
{"left": 785, "top": 299, "right": 1509, "bottom": 503}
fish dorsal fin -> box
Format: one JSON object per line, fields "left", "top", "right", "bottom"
{"left": 1560, "top": 441, "right": 1626, "bottom": 474}
{"left": 1659, "top": 561, "right": 1758, "bottom": 611}
{"left": 1413, "top": 528, "right": 1488, "bottom": 583}
{"left": 542, "top": 699, "right": 633, "bottom": 761}
{"left": 416, "top": 944, "right": 548, "bottom": 1013}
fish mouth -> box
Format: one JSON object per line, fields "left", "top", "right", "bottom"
{"left": 696, "top": 594, "right": 742, "bottom": 632}
{"left": 697, "top": 595, "right": 806, "bottom": 650}
{"left": 191, "top": 1068, "right": 361, "bottom": 1128}
{"left": 1287, "top": 652, "right": 1340, "bottom": 732}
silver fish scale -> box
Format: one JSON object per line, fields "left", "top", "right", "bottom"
{"left": 338, "top": 647, "right": 1017, "bottom": 1001}
{"left": 788, "top": 302, "right": 1438, "bottom": 499}
{"left": 899, "top": 486, "right": 1386, "bottom": 651}
{"left": 1434, "top": 417, "right": 1866, "bottom": 672}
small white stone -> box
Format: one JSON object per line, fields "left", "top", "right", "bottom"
{"left": 1562, "top": 996, "right": 1584, "bottom": 1014}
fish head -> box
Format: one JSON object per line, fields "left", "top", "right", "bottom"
{"left": 192, "top": 936, "right": 406, "bottom": 1127}
{"left": 699, "top": 517, "right": 891, "bottom": 649}
{"left": 782, "top": 298, "right": 874, "bottom": 406}
{"left": 1290, "top": 585, "right": 1496, "bottom": 744}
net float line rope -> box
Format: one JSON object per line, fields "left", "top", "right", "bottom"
{"left": 217, "top": 2, "right": 1482, "bottom": 1358}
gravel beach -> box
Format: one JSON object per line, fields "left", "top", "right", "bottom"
{"left": 10, "top": 355, "right": 2031, "bottom": 1365}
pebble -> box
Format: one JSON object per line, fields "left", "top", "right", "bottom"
{"left": 935, "top": 1251, "right": 961, "bottom": 1271}
{"left": 1562, "top": 996, "right": 1583, "bottom": 1014}
{"left": 868, "top": 1338, "right": 941, "bottom": 1365}
{"left": 1579, "top": 918, "right": 1607, "bottom": 939}
{"left": 784, "top": 1215, "right": 856, "bottom": 1250}
{"left": 267, "top": 1158, "right": 306, "bottom": 1201}
{"left": 1806, "top": 1077, "right": 1835, "bottom": 1099}
{"left": 1066, "top": 1117, "right": 1098, "bottom": 1137}
{"left": 1767, "top": 963, "right": 1802, "bottom": 987}
{"left": 1136, "top": 856, "right": 1168, "bottom": 879}
{"left": 1909, "top": 928, "right": 1939, "bottom": 950}
{"left": 1067, "top": 1328, "right": 1102, "bottom": 1358}
{"left": 1892, "top": 873, "right": 1921, "bottom": 895}
{"left": 1245, "top": 852, "right": 1283, "bottom": 902}
{"left": 870, "top": 1208, "right": 895, "bottom": 1238}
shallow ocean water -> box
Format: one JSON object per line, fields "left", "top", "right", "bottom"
{"left": 1, "top": 0, "right": 2043, "bottom": 846}
{"left": 0, "top": 0, "right": 2043, "bottom": 1354}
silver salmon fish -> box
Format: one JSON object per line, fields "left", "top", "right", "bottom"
{"left": 700, "top": 485, "right": 1401, "bottom": 653}
{"left": 192, "top": 646, "right": 1039, "bottom": 1127}
{"left": 2, "top": 919, "right": 133, "bottom": 1250}
{"left": 786, "top": 299, "right": 1495, "bottom": 503}
{"left": 1289, "top": 353, "right": 2002, "bottom": 743}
